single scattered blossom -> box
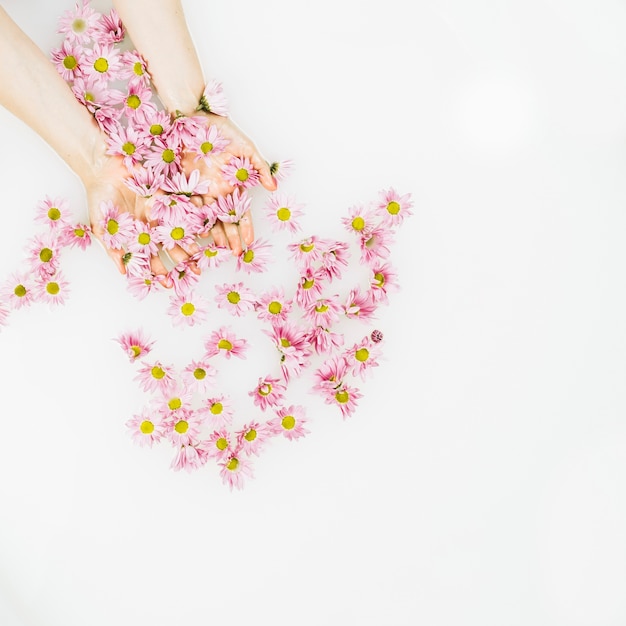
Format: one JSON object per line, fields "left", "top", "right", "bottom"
{"left": 263, "top": 322, "right": 311, "bottom": 381}
{"left": 269, "top": 159, "right": 293, "bottom": 184}
{"left": 287, "top": 235, "right": 326, "bottom": 269}
{"left": 263, "top": 192, "right": 304, "bottom": 233}
{"left": 344, "top": 287, "right": 378, "bottom": 321}
{"left": 35, "top": 196, "right": 70, "bottom": 230}
{"left": 119, "top": 50, "right": 151, "bottom": 86}
{"left": 323, "top": 383, "right": 363, "bottom": 419}
{"left": 268, "top": 405, "right": 309, "bottom": 441}
{"left": 198, "top": 395, "right": 234, "bottom": 429}
{"left": 126, "top": 410, "right": 164, "bottom": 448}
{"left": 134, "top": 360, "right": 177, "bottom": 394}
{"left": 26, "top": 234, "right": 60, "bottom": 277}
{"left": 192, "top": 243, "right": 228, "bottom": 271}
{"left": 161, "top": 169, "right": 210, "bottom": 197}
{"left": 248, "top": 375, "right": 287, "bottom": 411}
{"left": 255, "top": 287, "right": 292, "bottom": 325}
{"left": 126, "top": 271, "right": 159, "bottom": 300}
{"left": 166, "top": 293, "right": 209, "bottom": 327}
{"left": 294, "top": 267, "right": 326, "bottom": 308}
{"left": 219, "top": 451, "right": 254, "bottom": 491}
{"left": 344, "top": 336, "right": 381, "bottom": 380}
{"left": 359, "top": 224, "right": 394, "bottom": 266}
{"left": 341, "top": 203, "right": 376, "bottom": 235}
{"left": 236, "top": 421, "right": 273, "bottom": 457}
{"left": 375, "top": 187, "right": 413, "bottom": 227}
{"left": 198, "top": 79, "right": 229, "bottom": 116}
{"left": 369, "top": 262, "right": 399, "bottom": 302}
{"left": 308, "top": 326, "right": 345, "bottom": 355}
{"left": 181, "top": 359, "right": 217, "bottom": 393}
{"left": 205, "top": 429, "right": 234, "bottom": 460}
{"left": 303, "top": 296, "right": 342, "bottom": 328}
{"left": 60, "top": 222, "right": 92, "bottom": 250}
{"left": 115, "top": 329, "right": 155, "bottom": 362}
{"left": 170, "top": 441, "right": 209, "bottom": 473}
{"left": 204, "top": 326, "right": 248, "bottom": 360}
{"left": 167, "top": 262, "right": 201, "bottom": 298}
{"left": 320, "top": 240, "right": 350, "bottom": 281}
{"left": 98, "top": 201, "right": 134, "bottom": 249}
{"left": 93, "top": 8, "right": 125, "bottom": 44}
{"left": 221, "top": 156, "right": 260, "bottom": 190}
{"left": 236, "top": 238, "right": 272, "bottom": 275}
{"left": 35, "top": 272, "right": 69, "bottom": 306}
{"left": 313, "top": 355, "right": 349, "bottom": 394}
{"left": 215, "top": 282, "right": 256, "bottom": 317}
{"left": 1, "top": 272, "right": 35, "bottom": 310}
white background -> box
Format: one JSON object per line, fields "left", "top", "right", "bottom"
{"left": 1, "top": 0, "right": 625, "bottom": 624}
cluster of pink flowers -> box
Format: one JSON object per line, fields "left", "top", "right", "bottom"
{"left": 0, "top": 0, "right": 413, "bottom": 490}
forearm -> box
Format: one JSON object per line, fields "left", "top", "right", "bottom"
{"left": 112, "top": 0, "right": 205, "bottom": 115}
{"left": 0, "top": 7, "right": 105, "bottom": 183}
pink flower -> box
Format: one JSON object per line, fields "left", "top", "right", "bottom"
{"left": 150, "top": 193, "right": 194, "bottom": 224}
{"left": 94, "top": 106, "right": 123, "bottom": 134}
{"left": 236, "top": 421, "right": 273, "bottom": 457}
{"left": 71, "top": 74, "right": 110, "bottom": 112}
{"left": 198, "top": 79, "right": 229, "bottom": 116}
{"left": 198, "top": 395, "right": 234, "bottom": 429}
{"left": 236, "top": 238, "right": 272, "bottom": 274}
{"left": 0, "top": 302, "right": 9, "bottom": 328}
{"left": 161, "top": 169, "right": 210, "bottom": 197}
{"left": 303, "top": 296, "right": 342, "bottom": 328}
{"left": 210, "top": 188, "right": 250, "bottom": 224}
{"left": 134, "top": 360, "right": 177, "bottom": 394}
{"left": 263, "top": 192, "right": 304, "bottom": 233}
{"left": 124, "top": 167, "right": 165, "bottom": 198}
{"left": 98, "top": 201, "right": 134, "bottom": 250}
{"left": 369, "top": 262, "right": 399, "bottom": 303}
{"left": 106, "top": 124, "right": 150, "bottom": 168}
{"left": 167, "top": 262, "right": 201, "bottom": 298}
{"left": 187, "top": 123, "right": 230, "bottom": 162}
{"left": 343, "top": 336, "right": 381, "bottom": 380}
{"left": 118, "top": 50, "right": 151, "bottom": 87}
{"left": 35, "top": 196, "right": 71, "bottom": 230}
{"left": 122, "top": 249, "right": 151, "bottom": 277}
{"left": 221, "top": 156, "right": 260, "bottom": 189}
{"left": 83, "top": 42, "right": 122, "bottom": 83}
{"left": 320, "top": 241, "right": 350, "bottom": 281}
{"left": 287, "top": 235, "right": 325, "bottom": 270}
{"left": 341, "top": 203, "right": 375, "bottom": 235}
{"left": 255, "top": 288, "right": 293, "bottom": 325}
{"left": 359, "top": 224, "right": 394, "bottom": 266}
{"left": 1, "top": 272, "right": 35, "bottom": 310}
{"left": 204, "top": 327, "right": 248, "bottom": 360}
{"left": 93, "top": 8, "right": 125, "bottom": 44}
{"left": 181, "top": 359, "right": 217, "bottom": 393}
{"left": 144, "top": 137, "right": 182, "bottom": 177}
{"left": 35, "top": 272, "right": 69, "bottom": 306}
{"left": 375, "top": 187, "right": 413, "bottom": 227}
{"left": 166, "top": 293, "right": 209, "bottom": 328}
{"left": 163, "top": 409, "right": 204, "bottom": 447}
{"left": 219, "top": 452, "right": 254, "bottom": 491}
{"left": 313, "top": 355, "right": 349, "bottom": 394}
{"left": 323, "top": 384, "right": 363, "bottom": 419}
{"left": 344, "top": 287, "right": 378, "bottom": 322}
{"left": 57, "top": 0, "right": 100, "bottom": 44}
{"left": 268, "top": 405, "right": 309, "bottom": 441}
{"left": 127, "top": 220, "right": 158, "bottom": 256}
{"left": 154, "top": 220, "right": 196, "bottom": 251}
{"left": 294, "top": 267, "right": 326, "bottom": 308}
{"left": 206, "top": 429, "right": 234, "bottom": 460}
{"left": 60, "top": 223, "right": 92, "bottom": 250}
{"left": 269, "top": 159, "right": 294, "bottom": 184}
{"left": 248, "top": 376, "right": 286, "bottom": 411}
{"left": 50, "top": 39, "right": 85, "bottom": 82}
{"left": 263, "top": 322, "right": 311, "bottom": 381}
{"left": 307, "top": 326, "right": 345, "bottom": 355}
{"left": 192, "top": 243, "right": 228, "bottom": 271}
{"left": 215, "top": 282, "right": 256, "bottom": 316}
{"left": 170, "top": 442, "right": 210, "bottom": 473}
{"left": 126, "top": 272, "right": 159, "bottom": 300}
{"left": 115, "top": 329, "right": 155, "bottom": 363}
{"left": 125, "top": 411, "right": 164, "bottom": 448}
{"left": 26, "top": 234, "right": 60, "bottom": 278}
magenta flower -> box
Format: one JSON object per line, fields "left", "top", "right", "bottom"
{"left": 313, "top": 355, "right": 349, "bottom": 394}
{"left": 323, "top": 383, "right": 363, "bottom": 419}
{"left": 98, "top": 201, "right": 134, "bottom": 250}
{"left": 344, "top": 336, "right": 381, "bottom": 380}
{"left": 35, "top": 272, "right": 69, "bottom": 306}
{"left": 167, "top": 262, "right": 201, "bottom": 298}
{"left": 94, "top": 106, "right": 124, "bottom": 134}
{"left": 263, "top": 322, "right": 311, "bottom": 381}
{"left": 294, "top": 267, "right": 326, "bottom": 308}
{"left": 106, "top": 124, "right": 150, "bottom": 168}
{"left": 60, "top": 223, "right": 92, "bottom": 250}
{"left": 198, "top": 395, "right": 234, "bottom": 429}
{"left": 255, "top": 287, "right": 293, "bottom": 325}
{"left": 170, "top": 442, "right": 210, "bottom": 473}
{"left": 198, "top": 79, "right": 229, "bottom": 116}
{"left": 268, "top": 405, "right": 309, "bottom": 441}
{"left": 307, "top": 326, "right": 345, "bottom": 355}
{"left": 26, "top": 234, "right": 60, "bottom": 278}
{"left": 166, "top": 293, "right": 209, "bottom": 328}
{"left": 222, "top": 156, "right": 260, "bottom": 189}
{"left": 126, "top": 272, "right": 159, "bottom": 301}
{"left": 218, "top": 452, "right": 254, "bottom": 491}
{"left": 134, "top": 360, "right": 177, "bottom": 394}
{"left": 341, "top": 203, "right": 375, "bottom": 235}
{"left": 236, "top": 421, "right": 273, "bottom": 457}
{"left": 126, "top": 411, "right": 164, "bottom": 448}
{"left": 375, "top": 187, "right": 413, "bottom": 227}
{"left": 144, "top": 137, "right": 182, "bottom": 177}
{"left": 93, "top": 8, "right": 125, "bottom": 44}
{"left": 204, "top": 326, "right": 248, "bottom": 360}
{"left": 236, "top": 238, "right": 273, "bottom": 275}
{"left": 287, "top": 235, "right": 325, "bottom": 270}
{"left": 303, "top": 296, "right": 342, "bottom": 328}
{"left": 344, "top": 287, "right": 378, "bottom": 322}
{"left": 1, "top": 272, "right": 35, "bottom": 310}
{"left": 124, "top": 167, "right": 164, "bottom": 200}
{"left": 248, "top": 375, "right": 286, "bottom": 411}
{"left": 320, "top": 240, "right": 350, "bottom": 281}
{"left": 161, "top": 169, "right": 210, "bottom": 197}
{"left": 369, "top": 262, "right": 399, "bottom": 303}
{"left": 359, "top": 224, "right": 394, "bottom": 266}
{"left": 181, "top": 359, "right": 216, "bottom": 393}
{"left": 215, "top": 282, "right": 256, "bottom": 317}
{"left": 115, "top": 329, "right": 155, "bottom": 363}
{"left": 192, "top": 243, "right": 228, "bottom": 271}
{"left": 263, "top": 192, "right": 305, "bottom": 234}
{"left": 150, "top": 193, "right": 193, "bottom": 224}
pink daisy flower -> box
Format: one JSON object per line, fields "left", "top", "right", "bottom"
{"left": 255, "top": 287, "right": 293, "bottom": 325}
{"left": 118, "top": 50, "right": 151, "bottom": 87}
{"left": 303, "top": 296, "right": 342, "bottom": 328}
{"left": 218, "top": 452, "right": 254, "bottom": 491}
{"left": 167, "top": 262, "right": 201, "bottom": 298}
{"left": 343, "top": 336, "right": 381, "bottom": 380}
{"left": 344, "top": 287, "right": 378, "bottom": 322}
{"left": 268, "top": 405, "right": 309, "bottom": 441}
{"left": 236, "top": 421, "right": 273, "bottom": 457}
{"left": 320, "top": 241, "right": 350, "bottom": 281}
{"left": 93, "top": 8, "right": 125, "bottom": 44}
{"left": 215, "top": 282, "right": 256, "bottom": 317}
{"left": 221, "top": 156, "right": 260, "bottom": 190}
{"left": 236, "top": 238, "right": 273, "bottom": 275}
{"left": 71, "top": 74, "right": 110, "bottom": 112}
{"left": 166, "top": 293, "right": 209, "bottom": 328}
{"left": 307, "top": 326, "right": 345, "bottom": 355}
{"left": 163, "top": 409, "right": 203, "bottom": 447}
{"left": 1, "top": 272, "right": 35, "bottom": 310}
{"left": 94, "top": 105, "right": 124, "bottom": 135}
{"left": 26, "top": 234, "right": 60, "bottom": 278}
{"left": 150, "top": 193, "right": 194, "bottom": 224}
{"left": 57, "top": 0, "right": 100, "bottom": 44}
{"left": 294, "top": 267, "right": 326, "bottom": 308}
{"left": 369, "top": 262, "right": 399, "bottom": 303}
{"left": 126, "top": 272, "right": 159, "bottom": 301}
{"left": 192, "top": 243, "right": 228, "bottom": 271}
{"left": 287, "top": 235, "right": 325, "bottom": 270}
{"left": 106, "top": 124, "right": 150, "bottom": 169}
{"left": 121, "top": 248, "right": 150, "bottom": 277}
{"left": 161, "top": 169, "right": 210, "bottom": 198}
{"left": 127, "top": 220, "right": 158, "bottom": 256}
{"left": 83, "top": 42, "right": 122, "bottom": 83}
{"left": 170, "top": 441, "right": 210, "bottom": 473}
{"left": 109, "top": 82, "right": 156, "bottom": 121}
{"left": 375, "top": 187, "right": 414, "bottom": 227}
{"left": 324, "top": 383, "right": 363, "bottom": 419}
{"left": 60, "top": 223, "right": 92, "bottom": 250}
{"left": 204, "top": 326, "right": 248, "bottom": 360}
{"left": 154, "top": 220, "right": 196, "bottom": 251}
{"left": 206, "top": 429, "right": 234, "bottom": 460}
{"left": 269, "top": 159, "right": 294, "bottom": 184}
{"left": 313, "top": 355, "right": 349, "bottom": 394}
{"left": 34, "top": 196, "right": 71, "bottom": 231}
{"left": 50, "top": 39, "right": 85, "bottom": 82}
{"left": 154, "top": 387, "right": 195, "bottom": 419}
{"left": 263, "top": 192, "right": 305, "bottom": 233}
{"left": 248, "top": 375, "right": 286, "bottom": 411}
{"left": 211, "top": 188, "right": 251, "bottom": 224}
{"left": 134, "top": 360, "right": 177, "bottom": 394}
{"left": 124, "top": 167, "right": 165, "bottom": 199}
{"left": 359, "top": 224, "right": 394, "bottom": 266}
{"left": 341, "top": 203, "right": 376, "bottom": 236}
{"left": 263, "top": 322, "right": 311, "bottom": 381}
{"left": 115, "top": 329, "right": 155, "bottom": 363}
{"left": 191, "top": 202, "right": 219, "bottom": 237}
{"left": 125, "top": 410, "right": 164, "bottom": 448}
{"left": 35, "top": 272, "right": 69, "bottom": 306}
{"left": 168, "top": 115, "right": 204, "bottom": 147}
{"left": 187, "top": 123, "right": 230, "bottom": 162}
{"left": 144, "top": 137, "right": 182, "bottom": 177}
{"left": 198, "top": 79, "right": 229, "bottom": 116}
{"left": 198, "top": 395, "right": 234, "bottom": 429}
{"left": 0, "top": 303, "right": 9, "bottom": 328}
{"left": 98, "top": 201, "right": 134, "bottom": 250}
{"left": 181, "top": 359, "right": 217, "bottom": 393}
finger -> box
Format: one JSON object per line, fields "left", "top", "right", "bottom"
{"left": 222, "top": 221, "right": 243, "bottom": 256}
{"left": 92, "top": 229, "right": 126, "bottom": 274}
{"left": 210, "top": 221, "right": 228, "bottom": 248}
{"left": 249, "top": 152, "right": 277, "bottom": 191}
{"left": 150, "top": 253, "right": 169, "bottom": 276}
{"left": 168, "top": 244, "right": 191, "bottom": 266}
{"left": 238, "top": 211, "right": 254, "bottom": 247}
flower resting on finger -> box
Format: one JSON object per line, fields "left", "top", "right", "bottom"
{"left": 269, "top": 159, "right": 293, "bottom": 184}
{"left": 192, "top": 244, "right": 228, "bottom": 271}
{"left": 187, "top": 124, "right": 230, "bottom": 162}
{"left": 115, "top": 329, "right": 155, "bottom": 363}
{"left": 167, "top": 263, "right": 201, "bottom": 298}
{"left": 211, "top": 188, "right": 251, "bottom": 224}
{"left": 60, "top": 223, "right": 92, "bottom": 250}
{"left": 98, "top": 201, "right": 134, "bottom": 250}
{"left": 221, "top": 156, "right": 260, "bottom": 190}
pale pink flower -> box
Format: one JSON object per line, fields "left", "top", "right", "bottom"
{"left": 0, "top": 303, "right": 9, "bottom": 328}
{"left": 323, "top": 384, "right": 363, "bottom": 419}
{"left": 236, "top": 238, "right": 272, "bottom": 275}
{"left": 150, "top": 193, "right": 193, "bottom": 224}
{"left": 154, "top": 220, "right": 196, "bottom": 251}
{"left": 320, "top": 241, "right": 350, "bottom": 281}
{"left": 375, "top": 187, "right": 413, "bottom": 227}
{"left": 236, "top": 421, "right": 273, "bottom": 457}
{"left": 343, "top": 336, "right": 381, "bottom": 380}
{"left": 83, "top": 42, "right": 122, "bottom": 83}
{"left": 359, "top": 224, "right": 394, "bottom": 266}
{"left": 219, "top": 452, "right": 254, "bottom": 491}
{"left": 144, "top": 137, "right": 182, "bottom": 177}
{"left": 93, "top": 8, "right": 125, "bottom": 44}
{"left": 307, "top": 326, "right": 345, "bottom": 355}
{"left": 118, "top": 50, "right": 151, "bottom": 87}
{"left": 341, "top": 203, "right": 376, "bottom": 235}
{"left": 344, "top": 287, "right": 378, "bottom": 321}
{"left": 124, "top": 167, "right": 165, "bottom": 199}
{"left": 98, "top": 201, "right": 134, "bottom": 250}
{"left": 134, "top": 360, "right": 177, "bottom": 394}
{"left": 303, "top": 297, "right": 342, "bottom": 328}
{"left": 248, "top": 376, "right": 286, "bottom": 411}
{"left": 287, "top": 235, "right": 325, "bottom": 269}
{"left": 205, "top": 429, "right": 234, "bottom": 460}
{"left": 122, "top": 248, "right": 150, "bottom": 277}
{"left": 204, "top": 326, "right": 248, "bottom": 360}
{"left": 34, "top": 196, "right": 71, "bottom": 230}
{"left": 198, "top": 79, "right": 229, "bottom": 116}
{"left": 170, "top": 441, "right": 210, "bottom": 473}
{"left": 210, "top": 188, "right": 250, "bottom": 224}
{"left": 313, "top": 355, "right": 349, "bottom": 394}
{"left": 192, "top": 243, "right": 228, "bottom": 271}
{"left": 115, "top": 329, "right": 155, "bottom": 363}
{"left": 222, "top": 156, "right": 260, "bottom": 189}
{"left": 198, "top": 395, "right": 234, "bottom": 429}
{"left": 112, "top": 83, "right": 157, "bottom": 121}
{"left": 269, "top": 159, "right": 294, "bottom": 184}
{"left": 57, "top": 0, "right": 100, "bottom": 44}
{"left": 153, "top": 386, "right": 195, "bottom": 419}
{"left": 94, "top": 105, "right": 124, "bottom": 134}
{"left": 166, "top": 293, "right": 209, "bottom": 328}
{"left": 71, "top": 74, "right": 110, "bottom": 112}
{"left": 106, "top": 123, "right": 150, "bottom": 168}
{"left": 263, "top": 322, "right": 311, "bottom": 381}
{"left": 60, "top": 223, "right": 92, "bottom": 250}
{"left": 369, "top": 262, "right": 399, "bottom": 303}
{"left": 263, "top": 192, "right": 304, "bottom": 233}
{"left": 1, "top": 272, "right": 35, "bottom": 310}
{"left": 161, "top": 169, "right": 210, "bottom": 197}
{"left": 126, "top": 272, "right": 159, "bottom": 300}
{"left": 35, "top": 272, "right": 69, "bottom": 306}
{"left": 167, "top": 262, "right": 201, "bottom": 298}
{"left": 268, "top": 405, "right": 309, "bottom": 441}
{"left": 187, "top": 124, "right": 230, "bottom": 162}
{"left": 26, "top": 234, "right": 60, "bottom": 277}
{"left": 181, "top": 359, "right": 217, "bottom": 393}
{"left": 163, "top": 409, "right": 203, "bottom": 447}
{"left": 294, "top": 267, "right": 326, "bottom": 308}
{"left": 215, "top": 282, "right": 256, "bottom": 317}
{"left": 255, "top": 287, "right": 293, "bottom": 325}
{"left": 50, "top": 39, "right": 85, "bottom": 82}
{"left": 192, "top": 202, "right": 219, "bottom": 237}
{"left": 127, "top": 220, "right": 158, "bottom": 256}
{"left": 168, "top": 115, "right": 204, "bottom": 146}
{"left": 125, "top": 410, "right": 164, "bottom": 448}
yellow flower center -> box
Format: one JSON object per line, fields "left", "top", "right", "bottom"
{"left": 39, "top": 248, "right": 53, "bottom": 263}
{"left": 276, "top": 207, "right": 291, "bottom": 221}
{"left": 351, "top": 216, "right": 365, "bottom": 230}
{"left": 244, "top": 429, "right": 257, "bottom": 442}
{"left": 302, "top": 278, "right": 314, "bottom": 289}
{"left": 280, "top": 338, "right": 291, "bottom": 348}
{"left": 106, "top": 219, "right": 119, "bottom": 235}
{"left": 355, "top": 348, "right": 369, "bottom": 362}
{"left": 216, "top": 437, "right": 229, "bottom": 450}
{"left": 84, "top": 92, "right": 95, "bottom": 102}
{"left": 14, "top": 284, "right": 26, "bottom": 297}
{"left": 72, "top": 18, "right": 86, "bottom": 33}
{"left": 204, "top": 248, "right": 218, "bottom": 258}
{"left": 315, "top": 304, "right": 328, "bottom": 313}
{"left": 130, "top": 345, "right": 142, "bottom": 358}
{"left": 181, "top": 302, "right": 195, "bottom": 316}
{"left": 133, "top": 61, "right": 144, "bottom": 76}
{"left": 150, "top": 124, "right": 163, "bottom": 135}
{"left": 210, "top": 402, "right": 223, "bottom": 415}
{"left": 226, "top": 457, "right": 239, "bottom": 471}
{"left": 168, "top": 398, "right": 182, "bottom": 410}
{"left": 46, "top": 282, "right": 60, "bottom": 295}
{"left": 94, "top": 57, "right": 109, "bottom": 73}
{"left": 386, "top": 201, "right": 400, "bottom": 215}
{"left": 193, "top": 367, "right": 206, "bottom": 380}
{"left": 151, "top": 366, "right": 165, "bottom": 379}
{"left": 170, "top": 227, "right": 185, "bottom": 240}
{"left": 122, "top": 141, "right": 135, "bottom": 155}
{"left": 218, "top": 339, "right": 233, "bottom": 351}
{"left": 300, "top": 242, "right": 314, "bottom": 252}
{"left": 63, "top": 55, "right": 77, "bottom": 70}
{"left": 373, "top": 272, "right": 385, "bottom": 287}
{"left": 127, "top": 94, "right": 141, "bottom": 109}
{"left": 162, "top": 149, "right": 175, "bottom": 163}
{"left": 235, "top": 168, "right": 249, "bottom": 182}
{"left": 227, "top": 291, "right": 240, "bottom": 304}
{"left": 200, "top": 141, "right": 213, "bottom": 154}
{"left": 259, "top": 384, "right": 272, "bottom": 396}
{"left": 335, "top": 390, "right": 350, "bottom": 404}
{"left": 281, "top": 415, "right": 296, "bottom": 430}
{"left": 174, "top": 420, "right": 188, "bottom": 434}
{"left": 138, "top": 232, "right": 151, "bottom": 245}
{"left": 268, "top": 301, "right": 282, "bottom": 314}
{"left": 139, "top": 420, "right": 154, "bottom": 434}
{"left": 74, "top": 228, "right": 85, "bottom": 238}
{"left": 242, "top": 250, "right": 255, "bottom": 263}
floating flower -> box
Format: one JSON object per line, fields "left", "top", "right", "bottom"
{"left": 161, "top": 169, "right": 210, "bottom": 197}
{"left": 181, "top": 359, "right": 216, "bottom": 393}
{"left": 83, "top": 42, "right": 122, "bottom": 83}
{"left": 163, "top": 408, "right": 203, "bottom": 447}
{"left": 324, "top": 384, "right": 363, "bottom": 419}
{"left": 35, "top": 272, "right": 69, "bottom": 306}
{"left": 198, "top": 395, "right": 234, "bottom": 429}
{"left": 269, "top": 159, "right": 293, "bottom": 184}
{"left": 320, "top": 240, "right": 350, "bottom": 281}
{"left": 204, "top": 326, "right": 248, "bottom": 360}
{"left": 115, "top": 329, "right": 155, "bottom": 363}
{"left": 123, "top": 166, "right": 164, "bottom": 198}
{"left": 167, "top": 262, "right": 201, "bottom": 298}
{"left": 1, "top": 272, "right": 35, "bottom": 310}
{"left": 344, "top": 336, "right": 381, "bottom": 380}
{"left": 197, "top": 79, "right": 229, "bottom": 116}
{"left": 268, "top": 405, "right": 309, "bottom": 441}
{"left": 255, "top": 287, "right": 293, "bottom": 325}
{"left": 170, "top": 441, "right": 210, "bottom": 473}
{"left": 236, "top": 238, "right": 272, "bottom": 275}
{"left": 144, "top": 136, "right": 182, "bottom": 177}
{"left": 218, "top": 451, "right": 254, "bottom": 491}
{"left": 106, "top": 124, "right": 150, "bottom": 168}
{"left": 187, "top": 123, "right": 230, "bottom": 162}
{"left": 57, "top": 0, "right": 100, "bottom": 44}
{"left": 313, "top": 355, "right": 349, "bottom": 394}
{"left": 98, "top": 201, "right": 134, "bottom": 250}
{"left": 26, "top": 234, "right": 60, "bottom": 278}
{"left": 343, "top": 287, "right": 378, "bottom": 322}
{"left": 60, "top": 222, "right": 92, "bottom": 250}
{"left": 166, "top": 293, "right": 209, "bottom": 328}
{"left": 126, "top": 271, "right": 159, "bottom": 300}
{"left": 192, "top": 243, "right": 228, "bottom": 271}
{"left": 50, "top": 39, "right": 85, "bottom": 82}
{"left": 303, "top": 296, "right": 342, "bottom": 328}
{"left": 134, "top": 360, "right": 177, "bottom": 394}
{"left": 126, "top": 410, "right": 164, "bottom": 448}
{"left": 94, "top": 7, "right": 125, "bottom": 44}
{"left": 118, "top": 50, "right": 151, "bottom": 86}
{"left": 222, "top": 156, "right": 260, "bottom": 190}
{"left": 359, "top": 224, "right": 394, "bottom": 266}
{"left": 248, "top": 375, "right": 286, "bottom": 411}
{"left": 341, "top": 203, "right": 375, "bottom": 236}
{"left": 211, "top": 187, "right": 250, "bottom": 224}
{"left": 369, "top": 262, "right": 399, "bottom": 303}
{"left": 375, "top": 187, "right": 413, "bottom": 227}
{"left": 236, "top": 421, "right": 273, "bottom": 457}
{"left": 263, "top": 192, "right": 304, "bottom": 233}
{"left": 307, "top": 326, "right": 344, "bottom": 355}
{"left": 127, "top": 220, "right": 158, "bottom": 256}
{"left": 205, "top": 429, "right": 234, "bottom": 460}
{"left": 215, "top": 282, "right": 256, "bottom": 317}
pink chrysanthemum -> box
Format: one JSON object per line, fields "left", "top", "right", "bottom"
{"left": 121, "top": 248, "right": 150, "bottom": 277}
{"left": 269, "top": 159, "right": 294, "bottom": 184}
{"left": 248, "top": 375, "right": 287, "bottom": 411}
{"left": 198, "top": 79, "right": 229, "bottom": 116}
{"left": 134, "top": 360, "right": 177, "bottom": 394}
{"left": 187, "top": 123, "right": 230, "bottom": 162}
{"left": 287, "top": 235, "right": 326, "bottom": 270}
{"left": 359, "top": 224, "right": 394, "bottom": 266}
{"left": 323, "top": 383, "right": 363, "bottom": 419}
{"left": 155, "top": 387, "right": 195, "bottom": 418}
{"left": 263, "top": 192, "right": 305, "bottom": 234}
{"left": 320, "top": 240, "right": 350, "bottom": 281}
{"left": 375, "top": 187, "right": 413, "bottom": 227}
{"left": 98, "top": 201, "right": 134, "bottom": 250}
{"left": 204, "top": 326, "right": 248, "bottom": 360}
{"left": 263, "top": 322, "right": 311, "bottom": 381}
{"left": 161, "top": 169, "right": 210, "bottom": 198}
{"left": 341, "top": 203, "right": 376, "bottom": 236}
{"left": 126, "top": 272, "right": 159, "bottom": 301}
{"left": 163, "top": 408, "right": 203, "bottom": 447}
{"left": 50, "top": 39, "right": 85, "bottom": 82}
{"left": 313, "top": 355, "right": 349, "bottom": 394}
{"left": 219, "top": 452, "right": 254, "bottom": 491}
{"left": 118, "top": 50, "right": 151, "bottom": 87}
{"left": 60, "top": 222, "right": 92, "bottom": 250}
{"left": 35, "top": 272, "right": 69, "bottom": 306}
{"left": 303, "top": 296, "right": 342, "bottom": 328}
{"left": 149, "top": 193, "right": 194, "bottom": 224}
{"left": 144, "top": 137, "right": 182, "bottom": 177}
{"left": 106, "top": 124, "right": 150, "bottom": 168}
{"left": 1, "top": 272, "right": 35, "bottom": 310}
{"left": 210, "top": 188, "right": 251, "bottom": 224}
{"left": 215, "top": 282, "right": 256, "bottom": 317}
{"left": 168, "top": 115, "right": 204, "bottom": 147}
{"left": 167, "top": 262, "right": 201, "bottom": 298}
{"left": 166, "top": 293, "right": 209, "bottom": 328}
{"left": 192, "top": 243, "right": 228, "bottom": 271}
{"left": 198, "top": 395, "right": 234, "bottom": 429}
{"left": 369, "top": 262, "right": 400, "bottom": 303}
{"left": 154, "top": 220, "right": 196, "bottom": 251}
{"left": 94, "top": 105, "right": 124, "bottom": 134}
{"left": 93, "top": 8, "right": 125, "bottom": 44}
{"left": 307, "top": 326, "right": 345, "bottom": 355}
{"left": 0, "top": 303, "right": 9, "bottom": 328}
{"left": 221, "top": 156, "right": 260, "bottom": 190}
{"left": 115, "top": 329, "right": 155, "bottom": 363}
{"left": 236, "top": 421, "right": 273, "bottom": 457}
{"left": 170, "top": 441, "right": 210, "bottom": 473}
{"left": 205, "top": 429, "right": 234, "bottom": 460}
{"left": 83, "top": 42, "right": 122, "bottom": 83}
{"left": 34, "top": 196, "right": 71, "bottom": 231}
{"left": 57, "top": 0, "right": 100, "bottom": 44}
{"left": 26, "top": 234, "right": 60, "bottom": 278}
{"left": 127, "top": 220, "right": 158, "bottom": 256}
{"left": 343, "top": 336, "right": 381, "bottom": 380}
{"left": 268, "top": 405, "right": 309, "bottom": 441}
{"left": 181, "top": 359, "right": 217, "bottom": 393}
{"left": 294, "top": 267, "right": 326, "bottom": 308}
{"left": 344, "top": 287, "right": 378, "bottom": 322}
{"left": 71, "top": 74, "right": 110, "bottom": 112}
{"left": 255, "top": 287, "right": 293, "bottom": 325}
{"left": 125, "top": 410, "right": 164, "bottom": 448}
{"left": 124, "top": 167, "right": 165, "bottom": 199}
{"left": 236, "top": 238, "right": 273, "bottom": 275}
